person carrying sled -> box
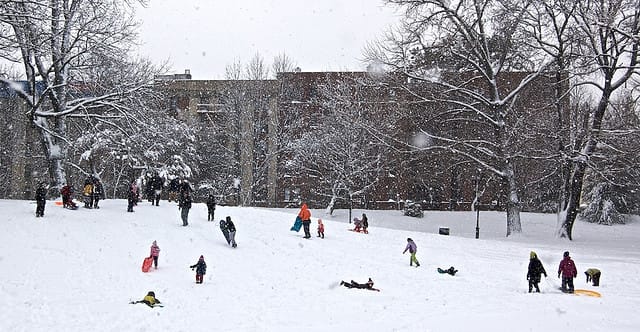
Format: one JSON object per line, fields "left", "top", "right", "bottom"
{"left": 340, "top": 278, "right": 380, "bottom": 292}
{"left": 35, "top": 182, "right": 47, "bottom": 217}
{"left": 225, "top": 216, "right": 237, "bottom": 248}
{"left": 131, "top": 291, "right": 161, "bottom": 308}
{"left": 190, "top": 255, "right": 207, "bottom": 284}
{"left": 558, "top": 251, "right": 577, "bottom": 293}
{"left": 150, "top": 240, "right": 161, "bottom": 269}
{"left": 403, "top": 238, "right": 420, "bottom": 267}
{"left": 526, "top": 251, "right": 547, "bottom": 293}
{"left": 299, "top": 202, "right": 312, "bottom": 239}
{"left": 317, "top": 218, "right": 325, "bottom": 238}
{"left": 206, "top": 194, "right": 216, "bottom": 221}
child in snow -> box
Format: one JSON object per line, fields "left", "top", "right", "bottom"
{"left": 61, "top": 184, "right": 77, "bottom": 209}
{"left": 352, "top": 217, "right": 363, "bottom": 232}
{"left": 317, "top": 219, "right": 324, "bottom": 238}
{"left": 585, "top": 268, "right": 601, "bottom": 286}
{"left": 190, "top": 255, "right": 207, "bottom": 284}
{"left": 361, "top": 213, "right": 369, "bottom": 234}
{"left": 150, "top": 241, "right": 160, "bottom": 269}
{"left": 340, "top": 278, "right": 380, "bottom": 292}
{"left": 558, "top": 251, "right": 577, "bottom": 293}
{"left": 131, "top": 291, "right": 161, "bottom": 308}
{"left": 526, "top": 251, "right": 547, "bottom": 293}
{"left": 403, "top": 238, "right": 420, "bottom": 267}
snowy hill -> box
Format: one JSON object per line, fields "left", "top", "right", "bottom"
{"left": 1, "top": 199, "right": 639, "bottom": 331}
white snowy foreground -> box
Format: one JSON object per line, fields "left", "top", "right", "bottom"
{"left": 1, "top": 199, "right": 639, "bottom": 332}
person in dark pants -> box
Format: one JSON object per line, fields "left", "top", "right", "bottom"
{"left": 206, "top": 194, "right": 216, "bottom": 221}
{"left": 527, "top": 251, "right": 547, "bottom": 293}
{"left": 225, "top": 216, "right": 237, "bottom": 248}
{"left": 130, "top": 291, "right": 161, "bottom": 308}
{"left": 585, "top": 268, "right": 601, "bottom": 286}
{"left": 127, "top": 180, "right": 137, "bottom": 212}
{"left": 178, "top": 191, "right": 192, "bottom": 226}
{"left": 558, "top": 251, "right": 577, "bottom": 293}
{"left": 299, "top": 203, "right": 312, "bottom": 239}
{"left": 150, "top": 240, "right": 160, "bottom": 269}
{"left": 151, "top": 173, "right": 163, "bottom": 206}
{"left": 92, "top": 179, "right": 104, "bottom": 209}
{"left": 35, "top": 182, "right": 47, "bottom": 217}
{"left": 189, "top": 255, "right": 207, "bottom": 284}
{"left": 340, "top": 278, "right": 380, "bottom": 292}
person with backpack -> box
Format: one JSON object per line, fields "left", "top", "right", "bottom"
{"left": 206, "top": 194, "right": 216, "bottom": 221}
{"left": 558, "top": 251, "right": 577, "bottom": 293}
{"left": 189, "top": 255, "right": 207, "bottom": 284}
{"left": 403, "top": 238, "right": 420, "bottom": 267}
{"left": 149, "top": 241, "right": 161, "bottom": 269}
{"left": 526, "top": 251, "right": 547, "bottom": 293}
{"left": 35, "top": 182, "right": 47, "bottom": 217}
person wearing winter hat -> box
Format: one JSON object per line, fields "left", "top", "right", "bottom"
{"left": 403, "top": 238, "right": 420, "bottom": 267}
{"left": 558, "top": 251, "right": 577, "bottom": 293}
{"left": 526, "top": 251, "right": 547, "bottom": 293}
{"left": 317, "top": 219, "right": 325, "bottom": 238}
{"left": 189, "top": 255, "right": 207, "bottom": 284}
{"left": 149, "top": 241, "right": 161, "bottom": 269}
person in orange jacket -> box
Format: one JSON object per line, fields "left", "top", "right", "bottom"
{"left": 299, "top": 203, "right": 312, "bottom": 238}
{"left": 317, "top": 218, "right": 325, "bottom": 238}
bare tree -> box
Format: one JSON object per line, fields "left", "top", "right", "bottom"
{"left": 271, "top": 52, "right": 297, "bottom": 78}
{"left": 0, "top": 0, "right": 150, "bottom": 191}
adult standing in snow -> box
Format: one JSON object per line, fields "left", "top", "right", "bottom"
{"left": 206, "top": 194, "right": 216, "bottom": 221}
{"left": 178, "top": 191, "right": 192, "bottom": 226}
{"left": 151, "top": 173, "right": 163, "bottom": 206}
{"left": 189, "top": 255, "right": 207, "bottom": 284}
{"left": 558, "top": 251, "right": 577, "bottom": 293}
{"left": 127, "top": 180, "right": 137, "bottom": 212}
{"left": 82, "top": 177, "right": 94, "bottom": 209}
{"left": 35, "top": 182, "right": 47, "bottom": 217}
{"left": 92, "top": 179, "right": 104, "bottom": 209}
{"left": 299, "top": 202, "right": 312, "bottom": 239}
{"left": 403, "top": 238, "right": 420, "bottom": 267}
{"left": 361, "top": 213, "right": 369, "bottom": 234}
{"left": 168, "top": 177, "right": 180, "bottom": 202}
{"left": 526, "top": 251, "right": 547, "bottom": 293}
{"left": 225, "top": 216, "right": 237, "bottom": 248}
{"left": 150, "top": 241, "right": 161, "bottom": 269}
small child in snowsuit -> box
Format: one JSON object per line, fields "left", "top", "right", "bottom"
{"left": 130, "top": 291, "right": 161, "bottom": 308}
{"left": 585, "top": 268, "right": 601, "bottom": 286}
{"left": 150, "top": 240, "right": 160, "bottom": 269}
{"left": 340, "top": 278, "right": 380, "bottom": 291}
{"left": 353, "top": 217, "right": 363, "bottom": 232}
{"left": 190, "top": 255, "right": 207, "bottom": 284}
{"left": 403, "top": 238, "right": 420, "bottom": 267}
{"left": 558, "top": 251, "right": 577, "bottom": 293}
{"left": 317, "top": 219, "right": 324, "bottom": 238}
{"left": 526, "top": 251, "right": 547, "bottom": 293}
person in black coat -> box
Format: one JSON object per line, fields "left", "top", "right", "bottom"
{"left": 206, "top": 194, "right": 216, "bottom": 221}
{"left": 178, "top": 191, "right": 192, "bottom": 226}
{"left": 92, "top": 179, "right": 104, "bottom": 209}
{"left": 225, "top": 216, "right": 237, "bottom": 248}
{"left": 35, "top": 182, "right": 47, "bottom": 217}
{"left": 527, "top": 251, "right": 547, "bottom": 293}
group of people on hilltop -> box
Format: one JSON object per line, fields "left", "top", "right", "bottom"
{"left": 525, "top": 250, "right": 599, "bottom": 294}
{"left": 145, "top": 173, "right": 164, "bottom": 206}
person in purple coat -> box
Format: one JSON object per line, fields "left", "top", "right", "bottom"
{"left": 403, "top": 238, "right": 420, "bottom": 267}
{"left": 558, "top": 251, "right": 577, "bottom": 293}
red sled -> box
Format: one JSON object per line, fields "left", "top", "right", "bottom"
{"left": 142, "top": 256, "right": 153, "bottom": 273}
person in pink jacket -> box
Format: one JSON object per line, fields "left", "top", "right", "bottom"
{"left": 150, "top": 241, "right": 161, "bottom": 269}
{"left": 558, "top": 251, "right": 577, "bottom": 293}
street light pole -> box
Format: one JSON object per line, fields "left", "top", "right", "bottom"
{"left": 475, "top": 168, "right": 481, "bottom": 239}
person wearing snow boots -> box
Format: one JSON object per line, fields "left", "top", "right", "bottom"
{"left": 340, "top": 278, "right": 380, "bottom": 292}
{"left": 61, "top": 183, "right": 77, "bottom": 209}
{"left": 131, "top": 291, "right": 161, "bottom": 308}
{"left": 150, "top": 241, "right": 161, "bottom": 269}
{"left": 299, "top": 202, "right": 312, "bottom": 239}
{"left": 527, "top": 251, "right": 547, "bottom": 293}
{"left": 92, "top": 179, "right": 104, "bottom": 209}
{"left": 585, "top": 268, "right": 601, "bottom": 286}
{"left": 225, "top": 216, "right": 237, "bottom": 248}
{"left": 403, "top": 238, "right": 420, "bottom": 267}
{"left": 127, "top": 180, "right": 137, "bottom": 212}
{"left": 361, "top": 213, "right": 369, "bottom": 234}
{"left": 178, "top": 191, "right": 192, "bottom": 226}
{"left": 35, "top": 182, "right": 47, "bottom": 217}
{"left": 206, "top": 194, "right": 216, "bottom": 221}
{"left": 317, "top": 218, "right": 325, "bottom": 238}
{"left": 558, "top": 251, "right": 577, "bottom": 293}
{"left": 82, "top": 177, "right": 94, "bottom": 209}
{"left": 190, "top": 255, "right": 207, "bottom": 284}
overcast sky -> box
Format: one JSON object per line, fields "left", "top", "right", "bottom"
{"left": 135, "top": 0, "right": 399, "bottom": 79}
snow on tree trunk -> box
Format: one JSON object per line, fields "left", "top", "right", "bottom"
{"left": 504, "top": 163, "right": 522, "bottom": 236}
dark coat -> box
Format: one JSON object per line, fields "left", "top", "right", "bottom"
{"left": 206, "top": 196, "right": 216, "bottom": 209}
{"left": 527, "top": 258, "right": 547, "bottom": 282}
{"left": 190, "top": 259, "right": 207, "bottom": 275}
{"left": 226, "top": 219, "right": 236, "bottom": 232}
{"left": 35, "top": 187, "right": 47, "bottom": 202}
{"left": 179, "top": 194, "right": 192, "bottom": 209}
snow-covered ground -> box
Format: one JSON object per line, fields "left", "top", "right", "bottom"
{"left": 1, "top": 198, "right": 639, "bottom": 331}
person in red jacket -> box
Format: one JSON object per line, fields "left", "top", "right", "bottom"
{"left": 558, "top": 251, "right": 577, "bottom": 293}
{"left": 299, "top": 203, "right": 312, "bottom": 239}
{"left": 317, "top": 218, "right": 324, "bottom": 238}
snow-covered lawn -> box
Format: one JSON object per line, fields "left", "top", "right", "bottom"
{"left": 1, "top": 199, "right": 639, "bottom": 331}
